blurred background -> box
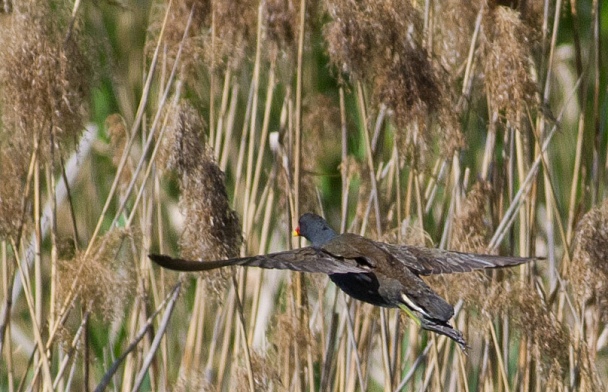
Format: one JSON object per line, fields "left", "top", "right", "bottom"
{"left": 1, "top": 0, "right": 607, "bottom": 390}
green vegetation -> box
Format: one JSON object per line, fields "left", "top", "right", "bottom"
{"left": 1, "top": 0, "right": 606, "bottom": 390}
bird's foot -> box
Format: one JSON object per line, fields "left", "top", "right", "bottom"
{"left": 419, "top": 318, "right": 469, "bottom": 352}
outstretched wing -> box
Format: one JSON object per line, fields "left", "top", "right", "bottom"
{"left": 149, "top": 247, "right": 368, "bottom": 275}
{"left": 373, "top": 242, "right": 536, "bottom": 275}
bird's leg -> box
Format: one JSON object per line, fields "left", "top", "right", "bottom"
{"left": 398, "top": 303, "right": 468, "bottom": 352}
{"left": 397, "top": 303, "right": 421, "bottom": 326}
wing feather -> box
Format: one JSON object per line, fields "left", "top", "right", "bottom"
{"left": 373, "top": 242, "right": 537, "bottom": 275}
{"left": 149, "top": 247, "right": 367, "bottom": 274}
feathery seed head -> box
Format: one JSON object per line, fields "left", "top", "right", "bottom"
{"left": 324, "top": 0, "right": 463, "bottom": 165}
{"left": 571, "top": 199, "right": 608, "bottom": 323}
{"left": 58, "top": 229, "right": 135, "bottom": 324}
{"left": 160, "top": 102, "right": 242, "bottom": 264}
{"left": 483, "top": 5, "right": 538, "bottom": 127}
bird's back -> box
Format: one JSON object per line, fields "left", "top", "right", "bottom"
{"left": 321, "top": 234, "right": 454, "bottom": 322}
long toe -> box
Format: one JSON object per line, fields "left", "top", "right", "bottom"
{"left": 420, "top": 318, "right": 469, "bottom": 352}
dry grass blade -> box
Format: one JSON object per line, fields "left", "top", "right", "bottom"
{"left": 2, "top": 0, "right": 607, "bottom": 391}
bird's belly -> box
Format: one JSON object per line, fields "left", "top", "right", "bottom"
{"left": 329, "top": 273, "right": 395, "bottom": 307}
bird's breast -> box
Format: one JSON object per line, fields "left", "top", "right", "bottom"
{"left": 329, "top": 273, "right": 396, "bottom": 308}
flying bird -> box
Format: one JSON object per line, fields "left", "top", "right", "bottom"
{"left": 149, "top": 213, "right": 538, "bottom": 350}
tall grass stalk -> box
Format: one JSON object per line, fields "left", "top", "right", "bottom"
{"left": 1, "top": 1, "right": 607, "bottom": 391}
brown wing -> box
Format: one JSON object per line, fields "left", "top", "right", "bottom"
{"left": 320, "top": 233, "right": 380, "bottom": 268}
{"left": 149, "top": 247, "right": 368, "bottom": 275}
{"left": 321, "top": 234, "right": 456, "bottom": 321}
{"left": 373, "top": 242, "right": 536, "bottom": 275}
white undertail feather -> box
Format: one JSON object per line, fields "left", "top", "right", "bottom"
{"left": 401, "top": 293, "right": 429, "bottom": 318}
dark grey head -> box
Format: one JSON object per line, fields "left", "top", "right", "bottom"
{"left": 294, "top": 213, "right": 338, "bottom": 247}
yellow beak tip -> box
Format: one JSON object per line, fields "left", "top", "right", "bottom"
{"left": 292, "top": 230, "right": 299, "bottom": 237}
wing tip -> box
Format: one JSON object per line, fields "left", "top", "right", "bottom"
{"left": 148, "top": 253, "right": 193, "bottom": 271}
{"left": 474, "top": 253, "right": 544, "bottom": 268}
{"left": 505, "top": 255, "right": 545, "bottom": 266}
{"left": 148, "top": 253, "right": 172, "bottom": 268}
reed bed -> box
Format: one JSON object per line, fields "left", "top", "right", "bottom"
{"left": 1, "top": 0, "right": 606, "bottom": 390}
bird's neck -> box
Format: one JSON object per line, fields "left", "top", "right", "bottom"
{"left": 310, "top": 228, "right": 338, "bottom": 247}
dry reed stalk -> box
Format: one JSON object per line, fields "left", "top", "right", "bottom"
{"left": 2, "top": 0, "right": 607, "bottom": 390}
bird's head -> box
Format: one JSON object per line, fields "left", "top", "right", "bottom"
{"left": 293, "top": 213, "right": 338, "bottom": 247}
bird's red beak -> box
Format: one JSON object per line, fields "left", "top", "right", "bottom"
{"left": 292, "top": 226, "right": 301, "bottom": 237}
